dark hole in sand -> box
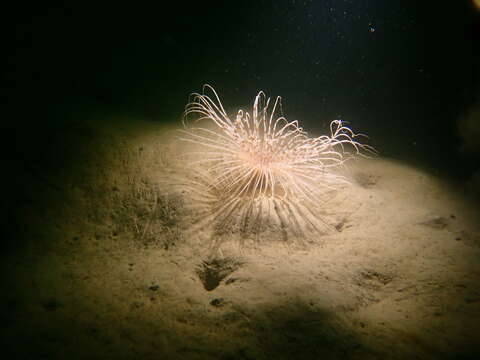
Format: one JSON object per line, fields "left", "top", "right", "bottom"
{"left": 196, "top": 257, "right": 243, "bottom": 291}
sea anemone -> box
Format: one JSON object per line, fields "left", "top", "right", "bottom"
{"left": 178, "top": 85, "right": 374, "bottom": 241}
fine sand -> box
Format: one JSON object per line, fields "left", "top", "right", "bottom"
{"left": 2, "top": 117, "right": 479, "bottom": 359}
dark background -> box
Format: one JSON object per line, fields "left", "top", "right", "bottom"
{"left": 3, "top": 0, "right": 480, "bottom": 177}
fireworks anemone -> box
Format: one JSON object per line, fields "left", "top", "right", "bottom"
{"left": 178, "top": 85, "right": 374, "bottom": 241}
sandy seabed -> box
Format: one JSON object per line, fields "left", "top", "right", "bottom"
{"left": 1, "top": 117, "right": 479, "bottom": 360}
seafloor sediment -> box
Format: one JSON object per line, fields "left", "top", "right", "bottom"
{"left": 1, "top": 117, "right": 479, "bottom": 359}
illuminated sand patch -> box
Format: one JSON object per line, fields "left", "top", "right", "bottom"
{"left": 2, "top": 117, "right": 479, "bottom": 359}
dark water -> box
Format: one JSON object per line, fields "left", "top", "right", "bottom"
{"left": 4, "top": 1, "right": 479, "bottom": 177}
